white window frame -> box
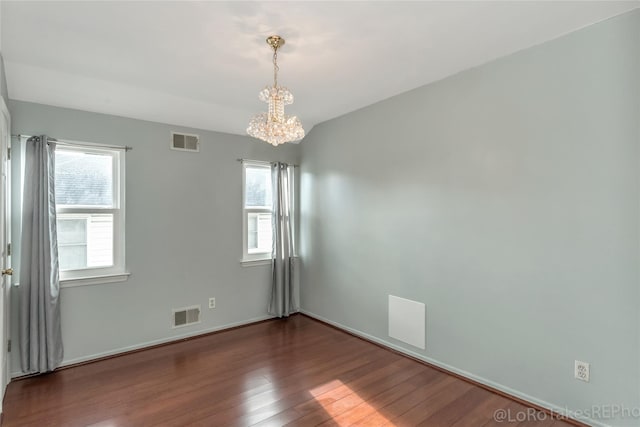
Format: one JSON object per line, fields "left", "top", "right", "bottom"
{"left": 241, "top": 161, "right": 296, "bottom": 266}
{"left": 55, "top": 144, "right": 128, "bottom": 286}
{"left": 241, "top": 161, "right": 273, "bottom": 265}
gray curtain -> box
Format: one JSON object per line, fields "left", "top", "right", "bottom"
{"left": 19, "top": 135, "right": 63, "bottom": 373}
{"left": 268, "top": 162, "right": 296, "bottom": 318}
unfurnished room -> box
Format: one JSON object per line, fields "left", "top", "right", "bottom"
{"left": 0, "top": 1, "right": 637, "bottom": 426}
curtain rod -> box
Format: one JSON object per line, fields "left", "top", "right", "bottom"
{"left": 237, "top": 158, "right": 298, "bottom": 167}
{"left": 12, "top": 134, "right": 133, "bottom": 152}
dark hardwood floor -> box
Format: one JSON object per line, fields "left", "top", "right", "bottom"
{"left": 3, "top": 315, "right": 576, "bottom": 426}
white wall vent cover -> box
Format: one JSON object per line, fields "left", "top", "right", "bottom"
{"left": 172, "top": 305, "right": 201, "bottom": 328}
{"left": 171, "top": 132, "right": 200, "bottom": 152}
{"left": 388, "top": 295, "right": 425, "bottom": 349}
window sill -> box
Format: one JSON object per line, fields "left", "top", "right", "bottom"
{"left": 60, "top": 272, "right": 130, "bottom": 288}
{"left": 240, "top": 256, "right": 299, "bottom": 268}
{"left": 240, "top": 259, "right": 272, "bottom": 267}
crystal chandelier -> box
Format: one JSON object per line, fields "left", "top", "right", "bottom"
{"left": 247, "top": 35, "right": 305, "bottom": 146}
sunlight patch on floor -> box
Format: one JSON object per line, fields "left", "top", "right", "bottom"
{"left": 309, "top": 379, "right": 392, "bottom": 426}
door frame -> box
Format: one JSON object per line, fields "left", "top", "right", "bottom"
{"left": 0, "top": 95, "right": 11, "bottom": 407}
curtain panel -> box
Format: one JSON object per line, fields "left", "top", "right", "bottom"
{"left": 19, "top": 135, "right": 63, "bottom": 373}
{"left": 268, "top": 162, "right": 296, "bottom": 318}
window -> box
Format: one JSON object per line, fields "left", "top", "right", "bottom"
{"left": 242, "top": 162, "right": 273, "bottom": 262}
{"left": 241, "top": 161, "right": 296, "bottom": 264}
{"left": 54, "top": 145, "right": 126, "bottom": 284}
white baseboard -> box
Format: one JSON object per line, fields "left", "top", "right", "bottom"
{"left": 11, "top": 314, "right": 275, "bottom": 378}
{"left": 300, "top": 310, "right": 608, "bottom": 427}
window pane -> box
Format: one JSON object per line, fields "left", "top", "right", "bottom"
{"left": 245, "top": 167, "right": 272, "bottom": 208}
{"left": 248, "top": 215, "right": 258, "bottom": 250}
{"left": 57, "top": 218, "right": 87, "bottom": 270}
{"left": 87, "top": 214, "right": 114, "bottom": 267}
{"left": 55, "top": 150, "right": 114, "bottom": 207}
{"left": 247, "top": 212, "right": 272, "bottom": 254}
{"left": 57, "top": 214, "right": 114, "bottom": 271}
{"left": 59, "top": 245, "right": 87, "bottom": 271}
{"left": 57, "top": 217, "right": 87, "bottom": 244}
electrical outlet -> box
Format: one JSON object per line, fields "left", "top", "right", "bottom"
{"left": 208, "top": 298, "right": 215, "bottom": 309}
{"left": 575, "top": 360, "right": 590, "bottom": 382}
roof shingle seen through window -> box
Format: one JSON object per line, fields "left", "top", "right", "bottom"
{"left": 55, "top": 150, "right": 113, "bottom": 207}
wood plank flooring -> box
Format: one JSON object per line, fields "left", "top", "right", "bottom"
{"left": 2, "top": 315, "right": 576, "bottom": 427}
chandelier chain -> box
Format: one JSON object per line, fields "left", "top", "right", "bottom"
{"left": 273, "top": 49, "right": 279, "bottom": 87}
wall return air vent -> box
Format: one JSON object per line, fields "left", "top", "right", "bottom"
{"left": 172, "top": 305, "right": 201, "bottom": 328}
{"left": 171, "top": 132, "right": 200, "bottom": 152}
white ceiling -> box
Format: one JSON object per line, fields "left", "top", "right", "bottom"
{"left": 2, "top": 1, "right": 638, "bottom": 138}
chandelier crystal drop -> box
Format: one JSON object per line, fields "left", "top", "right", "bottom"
{"left": 247, "top": 35, "right": 305, "bottom": 146}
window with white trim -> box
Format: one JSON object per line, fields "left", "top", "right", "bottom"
{"left": 241, "top": 161, "right": 296, "bottom": 264}
{"left": 242, "top": 162, "right": 273, "bottom": 262}
{"left": 54, "top": 145, "right": 126, "bottom": 282}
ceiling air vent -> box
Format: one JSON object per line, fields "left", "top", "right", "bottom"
{"left": 172, "top": 305, "right": 201, "bottom": 328}
{"left": 171, "top": 132, "right": 200, "bottom": 152}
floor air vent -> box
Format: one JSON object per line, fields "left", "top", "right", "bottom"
{"left": 171, "top": 132, "right": 200, "bottom": 152}
{"left": 172, "top": 305, "right": 201, "bottom": 328}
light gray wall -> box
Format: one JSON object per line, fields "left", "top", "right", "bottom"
{"left": 300, "top": 10, "right": 639, "bottom": 427}
{"left": 0, "top": 55, "right": 7, "bottom": 102}
{"left": 9, "top": 100, "right": 300, "bottom": 373}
